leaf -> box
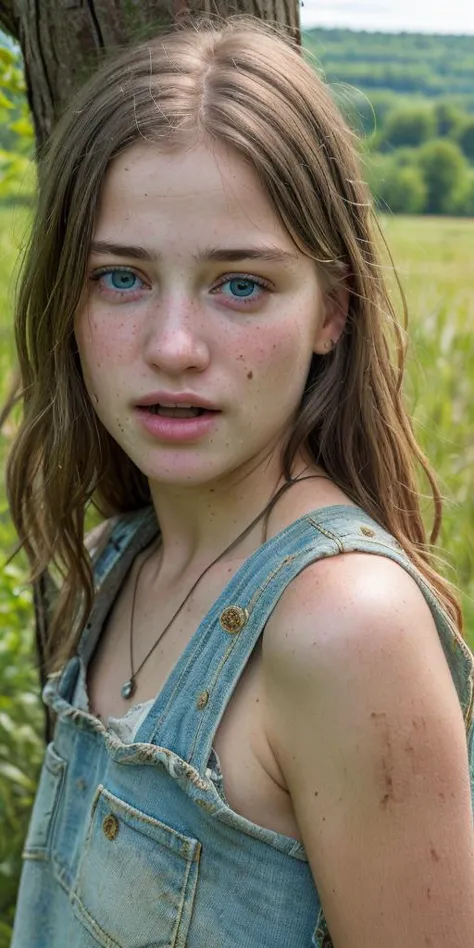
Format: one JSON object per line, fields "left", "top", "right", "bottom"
{"left": 9, "top": 118, "right": 34, "bottom": 140}
{"left": 0, "top": 92, "right": 12, "bottom": 110}
{"left": 0, "top": 49, "right": 14, "bottom": 67}
{"left": 0, "top": 714, "right": 15, "bottom": 736}
{"left": 0, "top": 762, "right": 35, "bottom": 793}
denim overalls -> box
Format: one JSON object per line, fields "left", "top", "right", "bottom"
{"left": 12, "top": 504, "right": 474, "bottom": 948}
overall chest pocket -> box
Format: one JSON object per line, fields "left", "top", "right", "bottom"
{"left": 72, "top": 785, "right": 201, "bottom": 948}
{"left": 23, "top": 743, "right": 66, "bottom": 859}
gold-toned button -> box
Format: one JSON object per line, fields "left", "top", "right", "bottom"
{"left": 102, "top": 813, "right": 119, "bottom": 840}
{"left": 196, "top": 798, "right": 214, "bottom": 811}
{"left": 219, "top": 605, "right": 249, "bottom": 634}
{"left": 360, "top": 525, "right": 375, "bottom": 537}
{"left": 196, "top": 690, "right": 209, "bottom": 710}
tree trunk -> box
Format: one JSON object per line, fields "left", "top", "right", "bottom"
{"left": 0, "top": 0, "right": 300, "bottom": 741}
{"left": 0, "top": 0, "right": 300, "bottom": 149}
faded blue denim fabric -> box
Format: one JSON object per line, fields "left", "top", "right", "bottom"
{"left": 12, "top": 505, "right": 474, "bottom": 948}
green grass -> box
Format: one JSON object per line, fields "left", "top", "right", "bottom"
{"left": 0, "top": 206, "right": 41, "bottom": 942}
{"left": 380, "top": 215, "right": 474, "bottom": 636}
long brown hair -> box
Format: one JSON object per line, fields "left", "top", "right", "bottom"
{"left": 6, "top": 14, "right": 463, "bottom": 672}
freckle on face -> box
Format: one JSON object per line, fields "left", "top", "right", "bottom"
{"left": 247, "top": 371, "right": 253, "bottom": 380}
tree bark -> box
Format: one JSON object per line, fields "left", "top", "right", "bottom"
{"left": 1, "top": 0, "right": 300, "bottom": 148}
{"left": 0, "top": 0, "right": 300, "bottom": 742}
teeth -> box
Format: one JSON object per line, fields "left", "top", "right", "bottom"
{"left": 147, "top": 404, "right": 202, "bottom": 417}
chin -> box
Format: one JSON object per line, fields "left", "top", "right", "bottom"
{"left": 142, "top": 459, "right": 236, "bottom": 491}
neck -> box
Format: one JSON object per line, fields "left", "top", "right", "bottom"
{"left": 148, "top": 454, "right": 308, "bottom": 577}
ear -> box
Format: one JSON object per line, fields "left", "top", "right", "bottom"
{"left": 312, "top": 281, "right": 349, "bottom": 356}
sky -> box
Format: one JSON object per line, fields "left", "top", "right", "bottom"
{"left": 300, "top": 0, "right": 474, "bottom": 35}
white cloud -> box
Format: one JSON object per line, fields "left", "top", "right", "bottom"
{"left": 300, "top": 0, "right": 474, "bottom": 34}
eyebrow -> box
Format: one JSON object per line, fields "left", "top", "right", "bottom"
{"left": 90, "top": 240, "right": 298, "bottom": 264}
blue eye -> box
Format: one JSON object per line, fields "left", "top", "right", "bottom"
{"left": 226, "top": 278, "right": 257, "bottom": 298}
{"left": 90, "top": 268, "right": 271, "bottom": 304}
{"left": 99, "top": 268, "right": 143, "bottom": 292}
{"left": 216, "top": 275, "right": 270, "bottom": 303}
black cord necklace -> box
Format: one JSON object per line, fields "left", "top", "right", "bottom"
{"left": 121, "top": 472, "right": 330, "bottom": 700}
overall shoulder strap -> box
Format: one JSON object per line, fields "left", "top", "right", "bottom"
{"left": 76, "top": 506, "right": 158, "bottom": 665}
{"left": 136, "top": 505, "right": 473, "bottom": 772}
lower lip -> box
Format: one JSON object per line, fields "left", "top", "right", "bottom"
{"left": 135, "top": 408, "right": 220, "bottom": 443}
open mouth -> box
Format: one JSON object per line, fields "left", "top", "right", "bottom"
{"left": 145, "top": 405, "right": 214, "bottom": 418}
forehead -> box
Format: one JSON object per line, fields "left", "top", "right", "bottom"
{"left": 94, "top": 140, "right": 298, "bottom": 251}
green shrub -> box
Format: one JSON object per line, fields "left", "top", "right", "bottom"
{"left": 377, "top": 164, "right": 427, "bottom": 214}
{"left": 0, "top": 523, "right": 43, "bottom": 938}
{"left": 457, "top": 119, "right": 474, "bottom": 162}
{"left": 433, "top": 101, "right": 465, "bottom": 139}
{"left": 417, "top": 139, "right": 468, "bottom": 214}
{"left": 380, "top": 105, "right": 436, "bottom": 149}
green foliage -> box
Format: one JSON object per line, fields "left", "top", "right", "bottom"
{"left": 377, "top": 164, "right": 427, "bottom": 214}
{"left": 433, "top": 101, "right": 465, "bottom": 138}
{"left": 303, "top": 29, "right": 474, "bottom": 99}
{"left": 379, "top": 215, "right": 474, "bottom": 630}
{"left": 0, "top": 532, "right": 43, "bottom": 937}
{"left": 451, "top": 170, "right": 474, "bottom": 217}
{"left": 380, "top": 105, "right": 436, "bottom": 149}
{"left": 0, "top": 45, "right": 35, "bottom": 202}
{"left": 0, "top": 205, "right": 42, "bottom": 942}
{"left": 300, "top": 29, "right": 474, "bottom": 216}
{"left": 417, "top": 139, "right": 468, "bottom": 213}
{"left": 457, "top": 119, "right": 474, "bottom": 161}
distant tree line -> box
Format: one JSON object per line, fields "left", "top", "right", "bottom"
{"left": 304, "top": 28, "right": 474, "bottom": 99}
{"left": 358, "top": 99, "right": 474, "bottom": 216}
{"left": 303, "top": 28, "right": 474, "bottom": 217}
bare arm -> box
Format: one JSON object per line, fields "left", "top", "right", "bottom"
{"left": 262, "top": 553, "right": 474, "bottom": 947}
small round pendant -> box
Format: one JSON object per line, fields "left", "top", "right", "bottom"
{"left": 121, "top": 679, "right": 135, "bottom": 700}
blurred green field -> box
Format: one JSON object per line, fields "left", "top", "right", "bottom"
{"left": 381, "top": 214, "right": 474, "bottom": 641}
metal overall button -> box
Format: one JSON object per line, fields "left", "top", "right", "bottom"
{"left": 196, "top": 690, "right": 209, "bottom": 710}
{"left": 359, "top": 524, "right": 376, "bottom": 537}
{"left": 102, "top": 813, "right": 119, "bottom": 840}
{"left": 219, "top": 605, "right": 249, "bottom": 634}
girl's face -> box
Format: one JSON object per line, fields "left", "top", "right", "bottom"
{"left": 74, "top": 140, "right": 344, "bottom": 490}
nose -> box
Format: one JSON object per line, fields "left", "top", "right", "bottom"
{"left": 142, "top": 296, "right": 211, "bottom": 375}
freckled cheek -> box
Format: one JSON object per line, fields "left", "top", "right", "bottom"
{"left": 76, "top": 319, "right": 136, "bottom": 370}
{"left": 74, "top": 320, "right": 134, "bottom": 414}
{"left": 235, "top": 326, "right": 309, "bottom": 388}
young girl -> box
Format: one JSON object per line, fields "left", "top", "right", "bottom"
{"left": 8, "top": 15, "right": 474, "bottom": 948}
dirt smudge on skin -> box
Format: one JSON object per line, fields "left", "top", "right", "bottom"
{"left": 370, "top": 711, "right": 395, "bottom": 807}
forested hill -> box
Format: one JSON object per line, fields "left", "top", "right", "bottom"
{"left": 302, "top": 29, "right": 474, "bottom": 106}
{"left": 301, "top": 28, "right": 474, "bottom": 216}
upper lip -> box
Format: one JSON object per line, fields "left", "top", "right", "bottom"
{"left": 136, "top": 392, "right": 220, "bottom": 410}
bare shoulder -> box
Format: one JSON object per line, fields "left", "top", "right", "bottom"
{"left": 261, "top": 552, "right": 474, "bottom": 947}
{"left": 263, "top": 550, "right": 446, "bottom": 672}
